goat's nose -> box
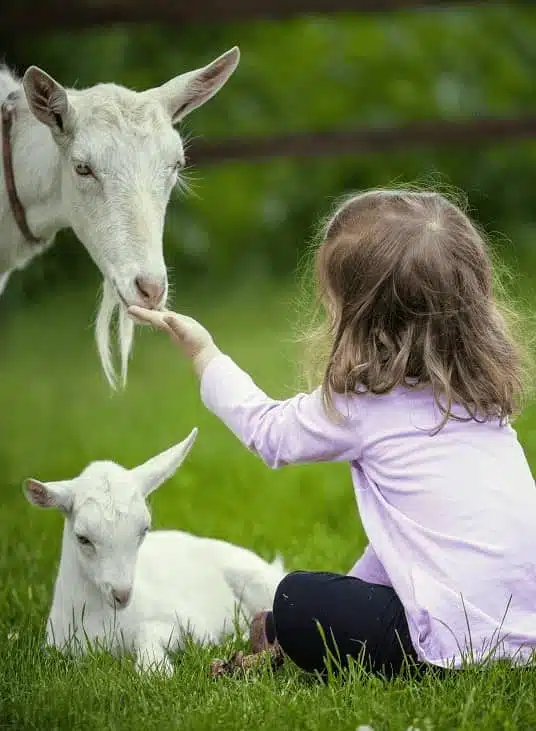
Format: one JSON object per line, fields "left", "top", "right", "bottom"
{"left": 112, "top": 587, "right": 132, "bottom": 607}
{"left": 135, "top": 276, "right": 166, "bottom": 308}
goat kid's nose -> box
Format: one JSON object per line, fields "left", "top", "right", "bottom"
{"left": 135, "top": 276, "right": 166, "bottom": 308}
{"left": 112, "top": 588, "right": 132, "bottom": 607}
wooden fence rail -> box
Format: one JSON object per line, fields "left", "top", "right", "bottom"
{"left": 2, "top": 0, "right": 507, "bottom": 33}
{"left": 189, "top": 116, "right": 536, "bottom": 166}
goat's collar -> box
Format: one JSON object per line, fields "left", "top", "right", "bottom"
{"left": 1, "top": 91, "right": 42, "bottom": 244}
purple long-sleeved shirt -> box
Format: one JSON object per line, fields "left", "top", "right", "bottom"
{"left": 201, "top": 352, "right": 536, "bottom": 668}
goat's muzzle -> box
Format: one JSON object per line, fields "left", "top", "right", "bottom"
{"left": 111, "top": 587, "right": 132, "bottom": 608}
{"left": 134, "top": 276, "right": 166, "bottom": 309}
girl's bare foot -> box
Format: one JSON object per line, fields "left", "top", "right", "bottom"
{"left": 209, "top": 612, "right": 284, "bottom": 678}
{"left": 250, "top": 610, "right": 274, "bottom": 653}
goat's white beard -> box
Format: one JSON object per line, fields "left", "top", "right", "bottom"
{"left": 95, "top": 279, "right": 135, "bottom": 389}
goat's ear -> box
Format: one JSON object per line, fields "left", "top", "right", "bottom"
{"left": 131, "top": 428, "right": 198, "bottom": 497}
{"left": 23, "top": 478, "right": 73, "bottom": 512}
{"left": 154, "top": 47, "right": 240, "bottom": 124}
{"left": 22, "top": 67, "right": 74, "bottom": 136}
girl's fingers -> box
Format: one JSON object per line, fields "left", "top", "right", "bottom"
{"left": 162, "top": 314, "right": 189, "bottom": 339}
{"left": 128, "top": 306, "right": 167, "bottom": 329}
{"left": 128, "top": 307, "right": 203, "bottom": 353}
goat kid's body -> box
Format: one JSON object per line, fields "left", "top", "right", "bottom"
{"left": 48, "top": 526, "right": 285, "bottom": 672}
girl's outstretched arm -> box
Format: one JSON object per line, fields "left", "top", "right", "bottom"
{"left": 128, "top": 306, "right": 364, "bottom": 468}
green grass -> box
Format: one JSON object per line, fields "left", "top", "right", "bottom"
{"left": 3, "top": 272, "right": 536, "bottom": 730}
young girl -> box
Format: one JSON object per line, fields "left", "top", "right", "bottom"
{"left": 129, "top": 188, "right": 536, "bottom": 677}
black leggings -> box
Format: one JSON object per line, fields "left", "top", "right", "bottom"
{"left": 267, "top": 570, "right": 419, "bottom": 678}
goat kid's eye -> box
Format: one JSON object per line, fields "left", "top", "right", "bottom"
{"left": 74, "top": 162, "right": 94, "bottom": 178}
{"left": 76, "top": 534, "right": 93, "bottom": 548}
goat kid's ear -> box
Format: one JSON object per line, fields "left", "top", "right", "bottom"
{"left": 22, "top": 66, "right": 75, "bottom": 137}
{"left": 23, "top": 478, "right": 73, "bottom": 512}
{"left": 154, "top": 47, "right": 240, "bottom": 124}
{"left": 131, "top": 428, "right": 198, "bottom": 497}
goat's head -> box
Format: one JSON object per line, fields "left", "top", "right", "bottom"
{"left": 20, "top": 48, "right": 240, "bottom": 387}
{"left": 23, "top": 428, "right": 198, "bottom": 610}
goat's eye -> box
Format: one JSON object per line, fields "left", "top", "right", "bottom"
{"left": 76, "top": 534, "right": 92, "bottom": 547}
{"left": 74, "top": 163, "right": 93, "bottom": 177}
{"left": 175, "top": 160, "right": 184, "bottom": 172}
{"left": 140, "top": 527, "right": 149, "bottom": 542}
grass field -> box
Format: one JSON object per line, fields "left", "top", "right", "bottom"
{"left": 3, "top": 269, "right": 536, "bottom": 730}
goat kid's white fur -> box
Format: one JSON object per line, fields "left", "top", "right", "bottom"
{"left": 24, "top": 428, "right": 286, "bottom": 675}
{"left": 0, "top": 47, "right": 240, "bottom": 387}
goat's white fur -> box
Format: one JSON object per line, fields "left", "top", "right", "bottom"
{"left": 24, "top": 428, "right": 286, "bottom": 675}
{"left": 0, "top": 48, "right": 240, "bottom": 387}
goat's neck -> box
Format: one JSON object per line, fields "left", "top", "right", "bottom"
{"left": 1, "top": 87, "right": 67, "bottom": 245}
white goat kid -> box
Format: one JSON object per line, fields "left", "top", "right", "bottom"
{"left": 23, "top": 428, "right": 285, "bottom": 675}
{"left": 0, "top": 47, "right": 240, "bottom": 386}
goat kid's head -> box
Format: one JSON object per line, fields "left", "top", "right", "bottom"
{"left": 21, "top": 48, "right": 240, "bottom": 388}
{"left": 23, "top": 428, "right": 198, "bottom": 610}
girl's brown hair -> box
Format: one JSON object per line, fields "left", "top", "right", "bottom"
{"left": 302, "top": 188, "right": 531, "bottom": 431}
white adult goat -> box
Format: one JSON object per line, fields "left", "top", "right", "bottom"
{"left": 23, "top": 428, "right": 286, "bottom": 675}
{"left": 0, "top": 48, "right": 239, "bottom": 387}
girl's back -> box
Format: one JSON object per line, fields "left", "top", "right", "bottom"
{"left": 352, "top": 384, "right": 536, "bottom": 667}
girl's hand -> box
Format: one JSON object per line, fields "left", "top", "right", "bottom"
{"left": 128, "top": 306, "right": 221, "bottom": 376}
